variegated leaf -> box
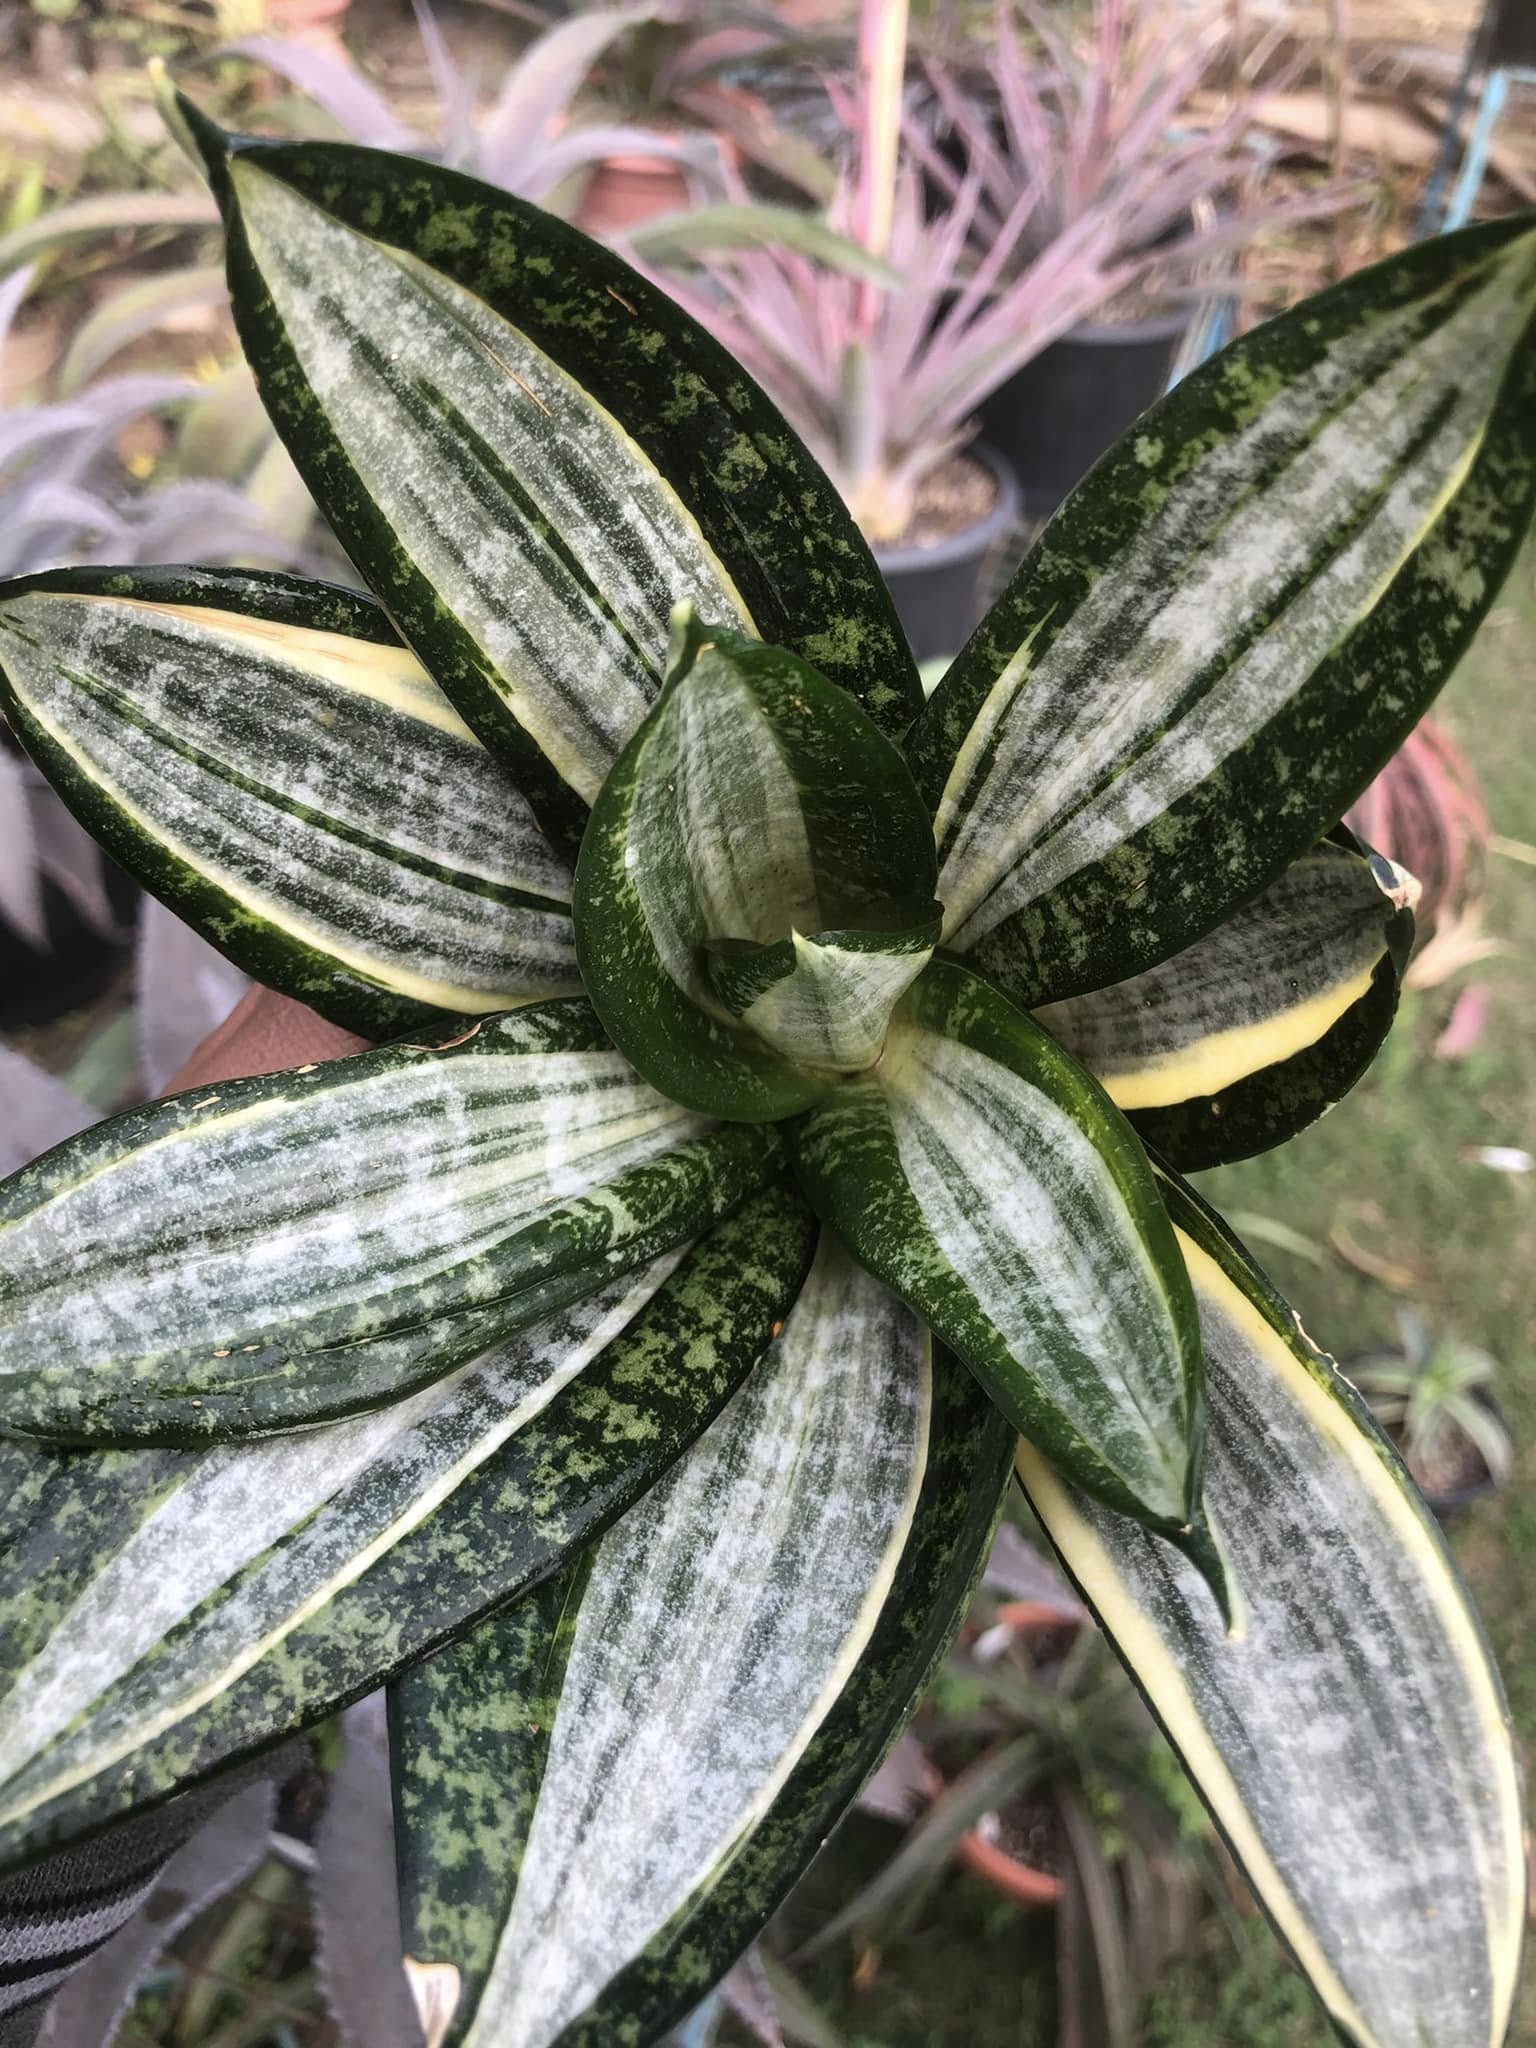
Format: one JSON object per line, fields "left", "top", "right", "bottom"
{"left": 0, "top": 566, "right": 577, "bottom": 1039}
{"left": 0, "top": 1000, "right": 780, "bottom": 1440}
{"left": 910, "top": 216, "right": 1536, "bottom": 1006}
{"left": 0, "top": 1181, "right": 817, "bottom": 1870}
{"left": 574, "top": 608, "right": 941, "bottom": 1119}
{"left": 181, "top": 109, "right": 918, "bottom": 854}
{"left": 1018, "top": 1172, "right": 1525, "bottom": 2048}
{"left": 390, "top": 1240, "right": 1013, "bottom": 2047}
{"left": 789, "top": 960, "right": 1219, "bottom": 1596}
{"left": 1036, "top": 837, "right": 1416, "bottom": 1168}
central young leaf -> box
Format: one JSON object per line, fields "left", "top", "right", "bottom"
{"left": 790, "top": 959, "right": 1223, "bottom": 1605}
{"left": 574, "top": 608, "right": 942, "bottom": 1119}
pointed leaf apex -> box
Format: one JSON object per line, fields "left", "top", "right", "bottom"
{"left": 1172, "top": 1515, "right": 1246, "bottom": 1641}
{"left": 153, "top": 77, "right": 235, "bottom": 202}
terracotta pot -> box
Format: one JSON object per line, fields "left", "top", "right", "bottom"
{"left": 955, "top": 1824, "right": 1064, "bottom": 1906}
{"left": 264, "top": 0, "right": 350, "bottom": 57}
{"left": 574, "top": 157, "right": 696, "bottom": 238}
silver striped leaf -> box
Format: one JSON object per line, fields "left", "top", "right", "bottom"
{"left": 0, "top": 1182, "right": 816, "bottom": 1871}
{"left": 789, "top": 959, "right": 1221, "bottom": 1602}
{"left": 179, "top": 110, "right": 920, "bottom": 854}
{"left": 390, "top": 1238, "right": 1015, "bottom": 2047}
{"left": 574, "top": 608, "right": 941, "bottom": 1120}
{"left": 1036, "top": 837, "right": 1416, "bottom": 1167}
{"left": 909, "top": 216, "right": 1536, "bottom": 1007}
{"left": 0, "top": 567, "right": 577, "bottom": 1039}
{"left": 0, "top": 999, "right": 781, "bottom": 1439}
{"left": 1019, "top": 1172, "right": 1525, "bottom": 2048}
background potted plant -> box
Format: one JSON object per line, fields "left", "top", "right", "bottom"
{"left": 820, "top": 1550, "right": 1219, "bottom": 2048}
{"left": 652, "top": 0, "right": 1169, "bottom": 660}
{"left": 913, "top": 0, "right": 1345, "bottom": 517}
{"left": 0, "top": 261, "right": 292, "bottom": 1033}
{"left": 1350, "top": 1311, "right": 1513, "bottom": 1518}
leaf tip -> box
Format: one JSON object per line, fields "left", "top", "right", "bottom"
{"left": 152, "top": 76, "right": 233, "bottom": 200}
{"left": 1171, "top": 1514, "right": 1246, "bottom": 1640}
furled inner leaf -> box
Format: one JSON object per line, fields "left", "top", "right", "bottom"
{"left": 0, "top": 569, "right": 578, "bottom": 1037}
{"left": 1019, "top": 1176, "right": 1524, "bottom": 2048}
{"left": 910, "top": 217, "right": 1536, "bottom": 1004}
{"left": 228, "top": 159, "right": 754, "bottom": 823}
{"left": 575, "top": 610, "right": 940, "bottom": 1115}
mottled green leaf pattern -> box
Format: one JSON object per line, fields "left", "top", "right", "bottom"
{"left": 0, "top": 1184, "right": 816, "bottom": 1869}
{"left": 0, "top": 1002, "right": 783, "bottom": 1438}
{"left": 791, "top": 961, "right": 1211, "bottom": 1569}
{"left": 1037, "top": 838, "right": 1415, "bottom": 1167}
{"left": 189, "top": 120, "right": 919, "bottom": 850}
{"left": 1020, "top": 1173, "right": 1524, "bottom": 2048}
{"left": 575, "top": 610, "right": 940, "bottom": 1117}
{"left": 0, "top": 567, "right": 577, "bottom": 1038}
{"left": 911, "top": 217, "right": 1536, "bottom": 1004}
{"left": 391, "top": 1249, "right": 1014, "bottom": 2047}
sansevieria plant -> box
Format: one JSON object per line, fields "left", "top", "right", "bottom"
{"left": 0, "top": 82, "right": 1532, "bottom": 2048}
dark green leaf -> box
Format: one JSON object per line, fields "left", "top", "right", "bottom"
{"left": 1035, "top": 837, "right": 1415, "bottom": 1168}
{"left": 574, "top": 608, "right": 940, "bottom": 1118}
{"left": 0, "top": 1182, "right": 816, "bottom": 1871}
{"left": 183, "top": 109, "right": 918, "bottom": 856}
{"left": 1019, "top": 1171, "right": 1525, "bottom": 2048}
{"left": 910, "top": 216, "right": 1536, "bottom": 1006}
{"left": 389, "top": 1243, "right": 1012, "bottom": 2047}
{"left": 0, "top": 565, "right": 578, "bottom": 1039}
{"left": 789, "top": 959, "right": 1219, "bottom": 1595}
{"left": 0, "top": 1000, "right": 779, "bottom": 1440}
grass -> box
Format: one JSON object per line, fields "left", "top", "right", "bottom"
{"left": 803, "top": 542, "right": 1536, "bottom": 2046}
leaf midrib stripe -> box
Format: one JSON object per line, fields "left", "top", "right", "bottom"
{"left": 951, "top": 384, "right": 1474, "bottom": 946}
{"left": 339, "top": 317, "right": 663, "bottom": 738}
{"left": 940, "top": 253, "right": 1525, "bottom": 907}
{"left": 30, "top": 645, "right": 572, "bottom": 917}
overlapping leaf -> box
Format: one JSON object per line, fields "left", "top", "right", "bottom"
{"left": 0, "top": 1001, "right": 780, "bottom": 1439}
{"left": 0, "top": 566, "right": 578, "bottom": 1038}
{"left": 791, "top": 960, "right": 1217, "bottom": 1594}
{"left": 0, "top": 1183, "right": 815, "bottom": 1870}
{"left": 1019, "top": 1173, "right": 1525, "bottom": 2048}
{"left": 181, "top": 111, "right": 918, "bottom": 855}
{"left": 391, "top": 1241, "right": 1013, "bottom": 2047}
{"left": 910, "top": 215, "right": 1536, "bottom": 1004}
{"left": 575, "top": 607, "right": 941, "bottom": 1118}
{"left": 1036, "top": 836, "right": 1416, "bottom": 1168}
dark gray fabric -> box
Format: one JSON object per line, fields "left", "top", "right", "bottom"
{"left": 0, "top": 1748, "right": 300, "bottom": 2040}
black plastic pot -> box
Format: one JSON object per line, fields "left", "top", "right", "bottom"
{"left": 874, "top": 445, "right": 1022, "bottom": 667}
{"left": 1413, "top": 1389, "right": 1508, "bottom": 1521}
{"left": 0, "top": 871, "right": 137, "bottom": 1031}
{"left": 978, "top": 309, "right": 1189, "bottom": 520}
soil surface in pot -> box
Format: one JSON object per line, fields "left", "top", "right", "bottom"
{"left": 884, "top": 452, "right": 999, "bottom": 552}
{"left": 972, "top": 1795, "right": 1062, "bottom": 1877}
